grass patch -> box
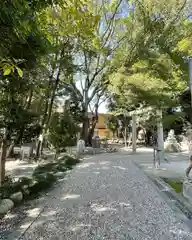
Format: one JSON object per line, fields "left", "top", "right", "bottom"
{"left": 163, "top": 178, "right": 183, "bottom": 193}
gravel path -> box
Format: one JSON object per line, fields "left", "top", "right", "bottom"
{"left": 18, "top": 153, "right": 192, "bottom": 240}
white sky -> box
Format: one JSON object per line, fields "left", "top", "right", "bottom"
{"left": 98, "top": 102, "right": 108, "bottom": 113}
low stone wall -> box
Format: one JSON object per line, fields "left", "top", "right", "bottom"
{"left": 183, "top": 179, "right": 192, "bottom": 203}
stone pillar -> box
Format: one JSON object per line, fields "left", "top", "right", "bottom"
{"left": 132, "top": 114, "right": 137, "bottom": 153}
{"left": 187, "top": 57, "right": 192, "bottom": 159}
{"left": 92, "top": 137, "right": 96, "bottom": 155}
{"left": 76, "top": 139, "right": 85, "bottom": 159}
{"left": 186, "top": 129, "right": 192, "bottom": 161}
{"left": 188, "top": 56, "right": 192, "bottom": 109}
{"left": 157, "top": 109, "right": 164, "bottom": 165}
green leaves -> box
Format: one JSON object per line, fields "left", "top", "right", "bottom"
{"left": 48, "top": 111, "right": 79, "bottom": 151}
{"left": 3, "top": 67, "right": 11, "bottom": 76}
{"left": 1, "top": 61, "right": 14, "bottom": 76}
{"left": 16, "top": 67, "right": 23, "bottom": 77}
{"left": 108, "top": 0, "right": 191, "bottom": 121}
{"left": 0, "top": 60, "right": 23, "bottom": 77}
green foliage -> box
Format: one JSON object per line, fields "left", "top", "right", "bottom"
{"left": 0, "top": 154, "right": 80, "bottom": 200}
{"left": 29, "top": 173, "right": 56, "bottom": 195}
{"left": 107, "top": 0, "right": 191, "bottom": 129}
{"left": 0, "top": 60, "right": 23, "bottom": 77}
{"left": 0, "top": 0, "right": 191, "bottom": 184}
{"left": 64, "top": 155, "right": 80, "bottom": 166}
{"left": 48, "top": 111, "right": 79, "bottom": 152}
{"left": 106, "top": 116, "right": 118, "bottom": 135}
{"left": 33, "top": 162, "right": 58, "bottom": 175}
{"left": 0, "top": 176, "right": 33, "bottom": 199}
{"left": 163, "top": 178, "right": 183, "bottom": 193}
{"left": 33, "top": 155, "right": 79, "bottom": 177}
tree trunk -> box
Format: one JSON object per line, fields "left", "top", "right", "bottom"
{"left": 81, "top": 117, "right": 89, "bottom": 145}
{"left": 6, "top": 142, "right": 14, "bottom": 159}
{"left": 88, "top": 121, "right": 97, "bottom": 146}
{"left": 6, "top": 126, "right": 24, "bottom": 159}
{"left": 39, "top": 65, "right": 61, "bottom": 157}
{"left": 35, "top": 52, "right": 62, "bottom": 159}
{"left": 145, "top": 129, "right": 150, "bottom": 146}
{"left": 112, "top": 131, "right": 115, "bottom": 138}
{"left": 6, "top": 89, "right": 33, "bottom": 159}
{"left": 87, "top": 104, "right": 99, "bottom": 146}
{"left": 46, "top": 67, "right": 61, "bottom": 129}
{"left": 0, "top": 135, "right": 8, "bottom": 185}
{"left": 124, "top": 127, "right": 127, "bottom": 147}
{"left": 35, "top": 140, "right": 41, "bottom": 160}
{"left": 35, "top": 132, "right": 44, "bottom": 160}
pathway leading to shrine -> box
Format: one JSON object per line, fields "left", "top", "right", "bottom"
{"left": 10, "top": 152, "right": 192, "bottom": 240}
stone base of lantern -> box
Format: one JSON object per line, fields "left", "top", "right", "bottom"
{"left": 164, "top": 142, "right": 181, "bottom": 153}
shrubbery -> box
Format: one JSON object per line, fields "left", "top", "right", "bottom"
{"left": 64, "top": 155, "right": 80, "bottom": 166}
{"left": 0, "top": 155, "right": 80, "bottom": 215}
{"left": 48, "top": 111, "right": 79, "bottom": 155}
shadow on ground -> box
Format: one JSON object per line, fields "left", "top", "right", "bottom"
{"left": 0, "top": 195, "right": 46, "bottom": 240}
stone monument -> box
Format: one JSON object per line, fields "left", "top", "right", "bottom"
{"left": 182, "top": 129, "right": 192, "bottom": 202}
{"left": 76, "top": 139, "right": 85, "bottom": 158}
{"left": 183, "top": 178, "right": 192, "bottom": 202}
{"left": 183, "top": 155, "right": 192, "bottom": 202}
{"left": 186, "top": 129, "right": 192, "bottom": 158}
{"left": 91, "top": 136, "right": 100, "bottom": 154}
{"left": 164, "top": 129, "right": 181, "bottom": 153}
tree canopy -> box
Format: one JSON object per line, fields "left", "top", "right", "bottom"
{"left": 0, "top": 0, "right": 192, "bottom": 183}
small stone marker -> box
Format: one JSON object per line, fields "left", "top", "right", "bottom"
{"left": 76, "top": 139, "right": 85, "bottom": 158}
{"left": 103, "top": 139, "right": 108, "bottom": 149}
{"left": 20, "top": 142, "right": 35, "bottom": 160}
{"left": 92, "top": 136, "right": 101, "bottom": 154}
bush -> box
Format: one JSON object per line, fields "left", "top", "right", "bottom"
{"left": 64, "top": 155, "right": 80, "bottom": 166}
{"left": 33, "top": 162, "right": 58, "bottom": 175}
{"left": 29, "top": 173, "right": 56, "bottom": 196}
{"left": 0, "top": 155, "right": 80, "bottom": 206}
{"left": 0, "top": 176, "right": 32, "bottom": 199}
{"left": 56, "top": 163, "right": 67, "bottom": 172}
{"left": 48, "top": 111, "right": 79, "bottom": 154}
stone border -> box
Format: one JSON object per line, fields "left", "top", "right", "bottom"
{"left": 5, "top": 155, "right": 92, "bottom": 240}
{"left": 147, "top": 174, "right": 192, "bottom": 221}
{"left": 6, "top": 170, "right": 72, "bottom": 239}
{"left": 7, "top": 204, "right": 45, "bottom": 240}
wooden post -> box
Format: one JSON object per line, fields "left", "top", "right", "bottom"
{"left": 157, "top": 109, "right": 164, "bottom": 166}
{"left": 132, "top": 114, "right": 137, "bottom": 153}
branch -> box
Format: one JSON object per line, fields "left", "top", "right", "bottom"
{"left": 88, "top": 57, "right": 108, "bottom": 89}
{"left": 168, "top": 0, "right": 187, "bottom": 26}
{"left": 101, "top": 0, "right": 123, "bottom": 42}
{"left": 153, "top": 0, "right": 187, "bottom": 37}
{"left": 79, "top": 72, "right": 84, "bottom": 95}
{"left": 110, "top": 35, "right": 127, "bottom": 53}
{"left": 83, "top": 50, "right": 89, "bottom": 80}
{"left": 98, "top": 96, "right": 106, "bottom": 107}
{"left": 88, "top": 82, "right": 108, "bottom": 105}
{"left": 63, "top": 81, "right": 83, "bottom": 101}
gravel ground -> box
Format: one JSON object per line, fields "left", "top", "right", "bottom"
{"left": 13, "top": 153, "right": 192, "bottom": 239}
{"left": 0, "top": 199, "right": 40, "bottom": 240}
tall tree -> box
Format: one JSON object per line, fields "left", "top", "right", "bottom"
{"left": 0, "top": 0, "right": 56, "bottom": 184}
{"left": 108, "top": 0, "right": 190, "bottom": 117}
{"left": 62, "top": 0, "right": 127, "bottom": 144}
